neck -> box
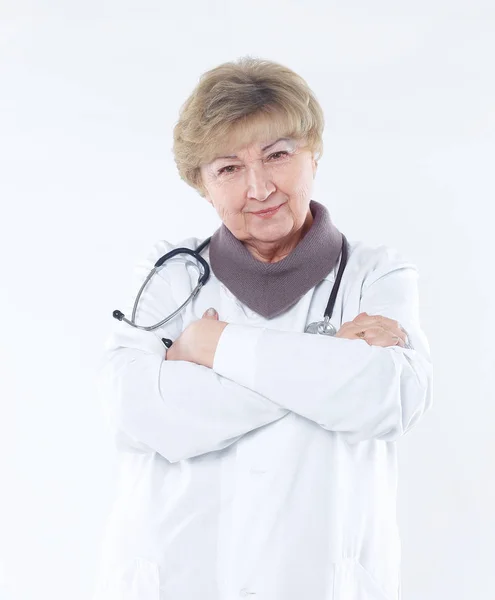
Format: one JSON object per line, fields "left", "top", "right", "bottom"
{"left": 245, "top": 208, "right": 314, "bottom": 264}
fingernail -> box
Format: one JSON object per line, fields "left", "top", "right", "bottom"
{"left": 205, "top": 308, "right": 217, "bottom": 316}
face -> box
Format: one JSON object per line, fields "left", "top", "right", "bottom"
{"left": 200, "top": 136, "right": 317, "bottom": 248}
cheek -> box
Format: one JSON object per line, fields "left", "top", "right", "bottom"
{"left": 277, "top": 161, "right": 314, "bottom": 197}
{"left": 215, "top": 197, "right": 246, "bottom": 223}
{"left": 284, "top": 174, "right": 313, "bottom": 202}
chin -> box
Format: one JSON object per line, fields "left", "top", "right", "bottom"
{"left": 251, "top": 220, "right": 293, "bottom": 239}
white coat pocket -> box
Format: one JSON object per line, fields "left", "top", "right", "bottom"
{"left": 332, "top": 557, "right": 397, "bottom": 600}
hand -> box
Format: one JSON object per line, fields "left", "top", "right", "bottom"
{"left": 165, "top": 308, "right": 228, "bottom": 367}
{"left": 335, "top": 312, "right": 407, "bottom": 348}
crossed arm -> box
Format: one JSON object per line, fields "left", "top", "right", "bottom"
{"left": 96, "top": 242, "right": 433, "bottom": 463}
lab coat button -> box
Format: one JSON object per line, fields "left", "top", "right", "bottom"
{"left": 239, "top": 588, "right": 255, "bottom": 597}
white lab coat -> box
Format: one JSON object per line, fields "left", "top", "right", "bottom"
{"left": 92, "top": 235, "right": 433, "bottom": 600}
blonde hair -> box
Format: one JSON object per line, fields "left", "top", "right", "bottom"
{"left": 172, "top": 56, "right": 325, "bottom": 197}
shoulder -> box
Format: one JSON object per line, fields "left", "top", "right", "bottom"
{"left": 345, "top": 238, "right": 419, "bottom": 289}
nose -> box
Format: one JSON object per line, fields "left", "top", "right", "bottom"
{"left": 245, "top": 161, "right": 276, "bottom": 201}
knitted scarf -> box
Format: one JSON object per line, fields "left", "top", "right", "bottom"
{"left": 208, "top": 200, "right": 344, "bottom": 319}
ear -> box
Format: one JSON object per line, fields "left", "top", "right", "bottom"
{"left": 312, "top": 157, "right": 318, "bottom": 178}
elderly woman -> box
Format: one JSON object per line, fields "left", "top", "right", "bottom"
{"left": 93, "top": 57, "right": 433, "bottom": 600}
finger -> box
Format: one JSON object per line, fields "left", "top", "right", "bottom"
{"left": 354, "top": 312, "right": 399, "bottom": 329}
{"left": 368, "top": 323, "right": 407, "bottom": 345}
{"left": 354, "top": 325, "right": 405, "bottom": 347}
{"left": 202, "top": 307, "right": 219, "bottom": 319}
{"left": 353, "top": 313, "right": 407, "bottom": 344}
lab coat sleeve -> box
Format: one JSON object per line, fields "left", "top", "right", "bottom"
{"left": 96, "top": 240, "right": 289, "bottom": 464}
{"left": 212, "top": 246, "right": 433, "bottom": 443}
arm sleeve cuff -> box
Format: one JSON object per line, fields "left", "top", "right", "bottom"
{"left": 213, "top": 323, "right": 266, "bottom": 390}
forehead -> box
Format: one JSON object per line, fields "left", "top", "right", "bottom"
{"left": 204, "top": 109, "right": 305, "bottom": 164}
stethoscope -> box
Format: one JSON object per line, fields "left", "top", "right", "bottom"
{"left": 113, "top": 234, "right": 349, "bottom": 348}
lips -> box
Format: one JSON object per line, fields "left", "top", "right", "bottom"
{"left": 253, "top": 203, "right": 283, "bottom": 215}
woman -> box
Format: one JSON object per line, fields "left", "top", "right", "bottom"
{"left": 93, "top": 57, "right": 433, "bottom": 600}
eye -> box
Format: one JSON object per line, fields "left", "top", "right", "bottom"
{"left": 217, "top": 165, "right": 238, "bottom": 176}
{"left": 268, "top": 150, "right": 289, "bottom": 160}
{"left": 217, "top": 151, "right": 289, "bottom": 176}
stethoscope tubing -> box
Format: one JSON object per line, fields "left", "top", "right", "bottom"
{"left": 113, "top": 234, "right": 349, "bottom": 348}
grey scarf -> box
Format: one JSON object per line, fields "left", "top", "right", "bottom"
{"left": 208, "top": 200, "right": 344, "bottom": 319}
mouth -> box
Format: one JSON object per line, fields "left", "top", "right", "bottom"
{"left": 252, "top": 202, "right": 285, "bottom": 217}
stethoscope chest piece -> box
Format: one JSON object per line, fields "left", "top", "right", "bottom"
{"left": 303, "top": 234, "right": 348, "bottom": 338}
{"left": 304, "top": 316, "right": 337, "bottom": 336}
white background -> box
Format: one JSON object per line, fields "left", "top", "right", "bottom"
{"left": 1, "top": 1, "right": 494, "bottom": 599}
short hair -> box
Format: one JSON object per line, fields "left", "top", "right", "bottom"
{"left": 172, "top": 55, "right": 325, "bottom": 197}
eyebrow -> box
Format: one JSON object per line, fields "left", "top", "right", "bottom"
{"left": 212, "top": 137, "right": 292, "bottom": 162}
